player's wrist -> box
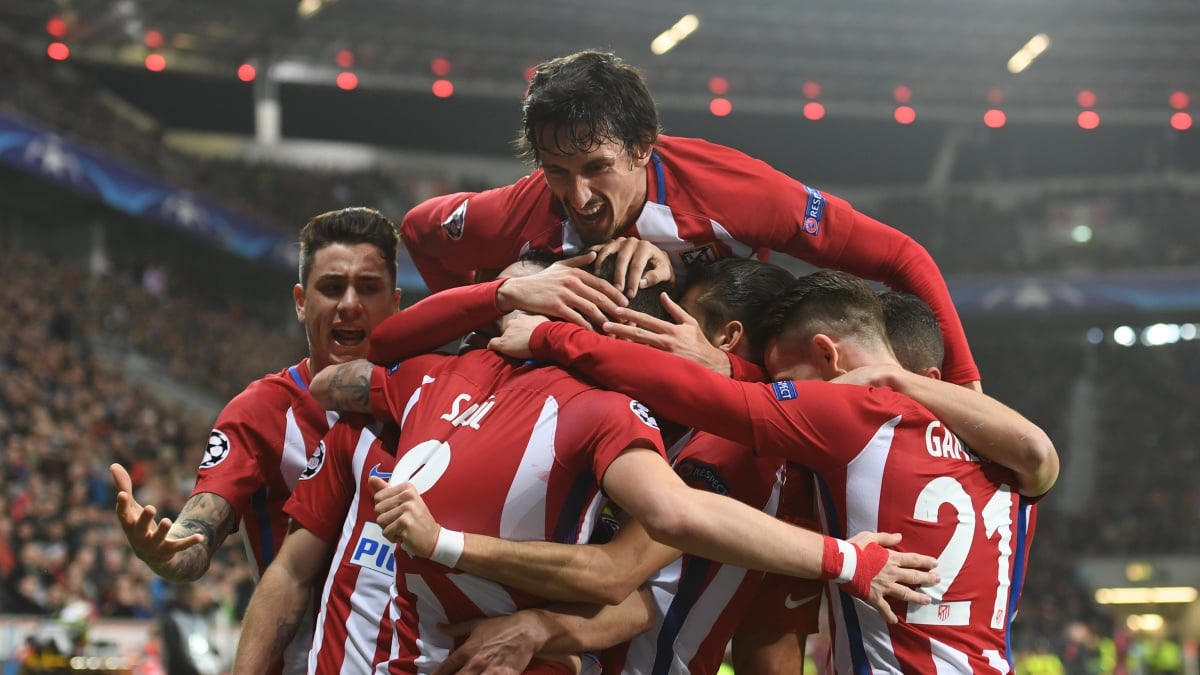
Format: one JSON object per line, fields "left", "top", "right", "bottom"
{"left": 820, "top": 536, "right": 888, "bottom": 600}
{"left": 429, "top": 526, "right": 465, "bottom": 568}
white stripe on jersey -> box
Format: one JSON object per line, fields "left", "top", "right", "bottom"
{"left": 310, "top": 427, "right": 388, "bottom": 674}
{"left": 626, "top": 556, "right": 684, "bottom": 671}
{"left": 407, "top": 574, "right": 452, "bottom": 675}
{"left": 281, "top": 407, "right": 311, "bottom": 489}
{"left": 931, "top": 637, "right": 971, "bottom": 673}
{"left": 447, "top": 572, "right": 518, "bottom": 618}
{"left": 709, "top": 220, "right": 756, "bottom": 259}
{"left": 403, "top": 376, "right": 436, "bottom": 427}
{"left": 500, "top": 397, "right": 558, "bottom": 540}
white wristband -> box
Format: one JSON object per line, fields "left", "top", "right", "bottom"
{"left": 834, "top": 538, "right": 858, "bottom": 584}
{"left": 429, "top": 528, "right": 465, "bottom": 568}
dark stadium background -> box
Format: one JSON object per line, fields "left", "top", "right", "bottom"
{"left": 1, "top": 0, "right": 1199, "bottom": 672}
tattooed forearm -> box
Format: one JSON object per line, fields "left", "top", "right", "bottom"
{"left": 269, "top": 605, "right": 309, "bottom": 663}
{"left": 144, "top": 493, "right": 236, "bottom": 583}
{"left": 325, "top": 361, "right": 373, "bottom": 412}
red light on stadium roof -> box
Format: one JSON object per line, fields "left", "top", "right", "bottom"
{"left": 46, "top": 16, "right": 67, "bottom": 38}
{"left": 894, "top": 105, "right": 916, "bottom": 125}
{"left": 237, "top": 63, "right": 256, "bottom": 82}
{"left": 802, "top": 81, "right": 821, "bottom": 99}
{"left": 144, "top": 30, "right": 163, "bottom": 49}
{"left": 893, "top": 85, "right": 912, "bottom": 103}
{"left": 144, "top": 53, "right": 166, "bottom": 72}
{"left": 432, "top": 79, "right": 454, "bottom": 98}
{"left": 710, "top": 97, "right": 732, "bottom": 117}
{"left": 1169, "top": 91, "right": 1190, "bottom": 110}
{"left": 984, "top": 109, "right": 1007, "bottom": 129}
{"left": 987, "top": 87, "right": 1005, "bottom": 105}
{"left": 335, "top": 49, "right": 354, "bottom": 68}
{"left": 431, "top": 57, "right": 451, "bottom": 76}
{"left": 1171, "top": 112, "right": 1193, "bottom": 131}
{"left": 336, "top": 71, "right": 358, "bottom": 90}
{"left": 47, "top": 42, "right": 69, "bottom": 61}
{"left": 1077, "top": 90, "right": 1097, "bottom": 108}
{"left": 803, "top": 101, "right": 825, "bottom": 121}
{"left": 708, "top": 76, "right": 729, "bottom": 95}
{"left": 1077, "top": 110, "right": 1100, "bottom": 130}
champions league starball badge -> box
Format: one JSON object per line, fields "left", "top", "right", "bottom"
{"left": 200, "top": 430, "right": 231, "bottom": 469}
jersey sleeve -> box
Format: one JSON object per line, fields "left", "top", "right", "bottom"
{"left": 530, "top": 322, "right": 761, "bottom": 449}
{"left": 555, "top": 388, "right": 666, "bottom": 484}
{"left": 399, "top": 192, "right": 481, "bottom": 291}
{"left": 190, "top": 381, "right": 288, "bottom": 522}
{"left": 284, "top": 423, "right": 359, "bottom": 543}
{"left": 692, "top": 143, "right": 977, "bottom": 385}
{"left": 368, "top": 354, "right": 451, "bottom": 424}
{"left": 368, "top": 280, "right": 505, "bottom": 364}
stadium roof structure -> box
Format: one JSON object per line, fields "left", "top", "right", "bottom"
{"left": 4, "top": 0, "right": 1200, "bottom": 125}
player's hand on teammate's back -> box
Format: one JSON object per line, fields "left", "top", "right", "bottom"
{"left": 488, "top": 313, "right": 550, "bottom": 360}
{"left": 831, "top": 363, "right": 908, "bottom": 388}
{"left": 368, "top": 477, "right": 441, "bottom": 558}
{"left": 497, "top": 251, "right": 627, "bottom": 330}
{"left": 603, "top": 294, "right": 732, "bottom": 376}
{"left": 430, "top": 613, "right": 546, "bottom": 675}
{"left": 849, "top": 531, "right": 939, "bottom": 624}
{"left": 110, "top": 463, "right": 205, "bottom": 564}
{"left": 589, "top": 237, "right": 674, "bottom": 298}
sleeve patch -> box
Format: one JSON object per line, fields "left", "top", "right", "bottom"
{"left": 299, "top": 441, "right": 327, "bottom": 481}
{"left": 629, "top": 400, "right": 659, "bottom": 430}
{"left": 771, "top": 380, "right": 798, "bottom": 401}
{"left": 675, "top": 459, "right": 730, "bottom": 495}
{"left": 199, "top": 430, "right": 231, "bottom": 469}
{"left": 441, "top": 200, "right": 469, "bottom": 240}
{"left": 802, "top": 186, "right": 826, "bottom": 236}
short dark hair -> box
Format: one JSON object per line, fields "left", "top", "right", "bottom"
{"left": 595, "top": 254, "right": 675, "bottom": 323}
{"left": 298, "top": 207, "right": 399, "bottom": 288}
{"left": 879, "top": 291, "right": 944, "bottom": 373}
{"left": 686, "top": 258, "right": 794, "bottom": 361}
{"left": 759, "top": 270, "right": 889, "bottom": 349}
{"left": 517, "top": 50, "right": 660, "bottom": 166}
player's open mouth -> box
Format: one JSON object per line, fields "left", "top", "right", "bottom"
{"left": 332, "top": 327, "right": 366, "bottom": 346}
{"left": 572, "top": 201, "right": 607, "bottom": 226}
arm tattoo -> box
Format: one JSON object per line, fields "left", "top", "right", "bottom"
{"left": 269, "top": 605, "right": 309, "bottom": 663}
{"left": 150, "top": 493, "right": 236, "bottom": 582}
{"left": 326, "top": 361, "right": 373, "bottom": 412}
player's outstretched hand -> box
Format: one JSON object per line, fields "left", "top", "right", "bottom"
{"left": 848, "top": 531, "right": 939, "bottom": 624}
{"left": 431, "top": 612, "right": 545, "bottom": 675}
{"left": 603, "top": 293, "right": 732, "bottom": 376}
{"left": 110, "top": 463, "right": 204, "bottom": 566}
{"left": 589, "top": 237, "right": 674, "bottom": 298}
{"left": 368, "top": 477, "right": 440, "bottom": 558}
{"left": 497, "top": 252, "right": 627, "bottom": 330}
{"left": 488, "top": 313, "right": 550, "bottom": 360}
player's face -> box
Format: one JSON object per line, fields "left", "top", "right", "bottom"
{"left": 537, "top": 128, "right": 651, "bottom": 247}
{"left": 294, "top": 242, "right": 400, "bottom": 374}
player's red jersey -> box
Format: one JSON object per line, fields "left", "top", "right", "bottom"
{"left": 400, "top": 135, "right": 977, "bottom": 385}
{"left": 191, "top": 359, "right": 333, "bottom": 675}
{"left": 285, "top": 414, "right": 412, "bottom": 674}
{"left": 601, "top": 433, "right": 819, "bottom": 675}
{"left": 529, "top": 323, "right": 1031, "bottom": 674}
{"left": 367, "top": 348, "right": 666, "bottom": 674}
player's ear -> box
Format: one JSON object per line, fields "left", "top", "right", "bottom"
{"left": 630, "top": 142, "right": 653, "bottom": 168}
{"left": 811, "top": 334, "right": 843, "bottom": 379}
{"left": 293, "top": 283, "right": 306, "bottom": 322}
{"left": 392, "top": 288, "right": 403, "bottom": 311}
{"left": 922, "top": 365, "right": 942, "bottom": 381}
{"left": 713, "top": 320, "right": 745, "bottom": 354}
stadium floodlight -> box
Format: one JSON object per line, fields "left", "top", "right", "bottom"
{"left": 1095, "top": 587, "right": 1198, "bottom": 605}
{"left": 651, "top": 14, "right": 700, "bottom": 55}
{"left": 1007, "top": 33, "right": 1050, "bottom": 74}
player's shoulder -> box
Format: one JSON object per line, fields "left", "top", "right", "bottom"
{"left": 217, "top": 364, "right": 313, "bottom": 421}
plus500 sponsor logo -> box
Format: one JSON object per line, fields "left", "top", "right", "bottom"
{"left": 350, "top": 521, "right": 396, "bottom": 576}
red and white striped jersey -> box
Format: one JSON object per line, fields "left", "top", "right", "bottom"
{"left": 528, "top": 322, "right": 1032, "bottom": 675}
{"left": 285, "top": 416, "right": 407, "bottom": 674}
{"left": 601, "top": 433, "right": 822, "bottom": 675}
{"left": 399, "top": 134, "right": 977, "bottom": 385}
{"left": 368, "top": 348, "right": 666, "bottom": 674}
{"left": 191, "top": 359, "right": 335, "bottom": 675}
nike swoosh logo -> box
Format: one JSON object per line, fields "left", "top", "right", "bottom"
{"left": 784, "top": 592, "right": 821, "bottom": 609}
{"left": 368, "top": 463, "right": 393, "bottom": 480}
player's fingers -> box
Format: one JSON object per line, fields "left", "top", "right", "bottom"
{"left": 606, "top": 243, "right": 636, "bottom": 294}
{"left": 110, "top": 463, "right": 133, "bottom": 493}
{"left": 893, "top": 550, "right": 938, "bottom": 571}
{"left": 872, "top": 597, "right": 899, "bottom": 624}
{"left": 601, "top": 321, "right": 668, "bottom": 350}
{"left": 367, "top": 476, "right": 389, "bottom": 494}
{"left": 168, "top": 533, "right": 206, "bottom": 552}
{"left": 610, "top": 305, "right": 675, "bottom": 334}
{"left": 431, "top": 647, "right": 468, "bottom": 675}
{"left": 438, "top": 618, "right": 481, "bottom": 638}
{"left": 553, "top": 251, "right": 597, "bottom": 270}
{"left": 621, "top": 245, "right": 650, "bottom": 298}
{"left": 149, "top": 518, "right": 173, "bottom": 545}
{"left": 135, "top": 504, "right": 157, "bottom": 532}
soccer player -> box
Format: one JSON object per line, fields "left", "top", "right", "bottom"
{"left": 110, "top": 207, "right": 404, "bottom": 675}
{"left": 490, "top": 270, "right": 1058, "bottom": 674}
{"left": 399, "top": 49, "right": 981, "bottom": 390}
{"left": 228, "top": 254, "right": 643, "bottom": 674}
{"left": 880, "top": 290, "right": 944, "bottom": 379}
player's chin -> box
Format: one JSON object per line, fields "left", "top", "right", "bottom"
{"left": 326, "top": 343, "right": 369, "bottom": 364}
